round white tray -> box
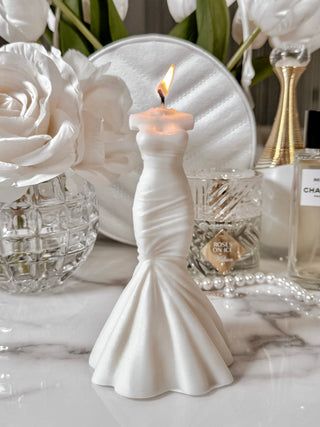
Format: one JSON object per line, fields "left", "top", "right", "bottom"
{"left": 90, "top": 34, "right": 256, "bottom": 245}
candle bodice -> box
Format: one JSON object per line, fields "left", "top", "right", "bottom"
{"left": 130, "top": 107, "right": 194, "bottom": 134}
{"left": 129, "top": 106, "right": 195, "bottom": 260}
{"left": 135, "top": 131, "right": 188, "bottom": 162}
{"left": 130, "top": 106, "right": 194, "bottom": 166}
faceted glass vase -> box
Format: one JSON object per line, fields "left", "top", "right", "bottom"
{"left": 0, "top": 171, "right": 99, "bottom": 293}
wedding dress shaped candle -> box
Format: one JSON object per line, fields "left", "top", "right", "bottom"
{"left": 90, "top": 66, "right": 233, "bottom": 398}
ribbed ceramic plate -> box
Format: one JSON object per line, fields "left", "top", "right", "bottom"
{"left": 90, "top": 34, "right": 256, "bottom": 245}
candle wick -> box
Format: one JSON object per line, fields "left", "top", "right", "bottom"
{"left": 158, "top": 89, "right": 165, "bottom": 106}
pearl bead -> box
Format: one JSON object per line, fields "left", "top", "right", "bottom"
{"left": 213, "top": 277, "right": 224, "bottom": 290}
{"left": 305, "top": 295, "right": 314, "bottom": 305}
{"left": 266, "top": 274, "right": 275, "bottom": 284}
{"left": 197, "top": 270, "right": 320, "bottom": 310}
{"left": 202, "top": 280, "right": 212, "bottom": 291}
{"left": 296, "top": 291, "right": 304, "bottom": 301}
{"left": 224, "top": 286, "right": 236, "bottom": 298}
{"left": 244, "top": 273, "right": 255, "bottom": 285}
{"left": 224, "top": 276, "right": 235, "bottom": 286}
{"left": 234, "top": 275, "right": 245, "bottom": 287}
{"left": 255, "top": 272, "right": 265, "bottom": 284}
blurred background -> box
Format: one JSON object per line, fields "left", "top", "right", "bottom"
{"left": 124, "top": 0, "right": 320, "bottom": 126}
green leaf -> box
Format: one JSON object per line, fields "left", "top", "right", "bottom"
{"left": 58, "top": 0, "right": 91, "bottom": 55}
{"left": 64, "top": 0, "right": 82, "bottom": 19}
{"left": 252, "top": 57, "right": 273, "bottom": 86}
{"left": 169, "top": 12, "right": 198, "bottom": 43}
{"left": 90, "top": 0, "right": 110, "bottom": 45}
{"left": 232, "top": 56, "right": 273, "bottom": 87}
{"left": 59, "top": 19, "right": 91, "bottom": 55}
{"left": 232, "top": 63, "right": 242, "bottom": 85}
{"left": 196, "top": 0, "right": 230, "bottom": 62}
{"left": 107, "top": 0, "right": 128, "bottom": 41}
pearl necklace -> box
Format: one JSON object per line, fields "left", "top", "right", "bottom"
{"left": 199, "top": 272, "right": 320, "bottom": 306}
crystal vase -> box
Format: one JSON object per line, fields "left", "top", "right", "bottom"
{"left": 0, "top": 171, "right": 99, "bottom": 293}
{"left": 256, "top": 46, "right": 310, "bottom": 168}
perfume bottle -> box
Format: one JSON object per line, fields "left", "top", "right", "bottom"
{"left": 256, "top": 45, "right": 310, "bottom": 169}
{"left": 188, "top": 169, "right": 262, "bottom": 286}
{"left": 288, "top": 110, "right": 320, "bottom": 289}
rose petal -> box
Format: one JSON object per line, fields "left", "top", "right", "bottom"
{"left": 0, "top": 135, "right": 50, "bottom": 163}
{"left": 15, "top": 111, "right": 77, "bottom": 167}
{"left": 0, "top": 43, "right": 81, "bottom": 188}
{"left": 0, "top": 116, "right": 35, "bottom": 137}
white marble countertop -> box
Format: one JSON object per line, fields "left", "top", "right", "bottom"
{"left": 1, "top": 238, "right": 320, "bottom": 427}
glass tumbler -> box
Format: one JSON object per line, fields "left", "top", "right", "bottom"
{"left": 188, "top": 169, "right": 262, "bottom": 287}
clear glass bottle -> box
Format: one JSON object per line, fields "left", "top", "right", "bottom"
{"left": 188, "top": 169, "right": 262, "bottom": 287}
{"left": 289, "top": 110, "right": 320, "bottom": 289}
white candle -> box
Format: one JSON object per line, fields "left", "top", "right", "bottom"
{"left": 130, "top": 106, "right": 193, "bottom": 134}
{"left": 90, "top": 65, "right": 233, "bottom": 399}
{"left": 130, "top": 64, "right": 193, "bottom": 135}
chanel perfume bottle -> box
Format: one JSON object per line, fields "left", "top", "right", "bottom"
{"left": 289, "top": 110, "right": 320, "bottom": 289}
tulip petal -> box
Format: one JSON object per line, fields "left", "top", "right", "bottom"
{"left": 241, "top": 0, "right": 320, "bottom": 53}
{"left": 167, "top": 0, "right": 196, "bottom": 23}
{"left": 112, "top": 0, "right": 129, "bottom": 20}
{"left": 232, "top": 8, "right": 268, "bottom": 49}
{"left": 0, "top": 0, "right": 49, "bottom": 42}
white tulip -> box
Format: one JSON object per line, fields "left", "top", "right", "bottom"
{"left": 232, "top": 8, "right": 267, "bottom": 49}
{"left": 231, "top": 0, "right": 320, "bottom": 96}
{"left": 246, "top": 0, "right": 318, "bottom": 39}
{"left": 113, "top": 0, "right": 129, "bottom": 20}
{"left": 0, "top": 0, "right": 49, "bottom": 42}
{"left": 269, "top": 4, "right": 320, "bottom": 53}
{"left": 233, "top": 0, "right": 320, "bottom": 53}
{"left": 167, "top": 0, "right": 235, "bottom": 23}
{"left": 64, "top": 50, "right": 137, "bottom": 185}
{"left": 81, "top": 0, "right": 128, "bottom": 23}
{"left": 0, "top": 43, "right": 81, "bottom": 203}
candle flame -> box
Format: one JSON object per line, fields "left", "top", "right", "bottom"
{"left": 157, "top": 64, "right": 175, "bottom": 104}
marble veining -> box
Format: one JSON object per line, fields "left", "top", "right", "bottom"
{"left": 0, "top": 238, "right": 320, "bottom": 427}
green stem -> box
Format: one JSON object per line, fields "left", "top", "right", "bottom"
{"left": 51, "top": 0, "right": 103, "bottom": 50}
{"left": 227, "top": 27, "right": 261, "bottom": 71}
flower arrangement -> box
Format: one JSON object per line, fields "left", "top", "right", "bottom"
{"left": 1, "top": 0, "right": 320, "bottom": 203}
{"left": 1, "top": 1, "right": 319, "bottom": 88}
{"left": 0, "top": 1, "right": 135, "bottom": 203}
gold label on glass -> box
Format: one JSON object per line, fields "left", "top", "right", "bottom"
{"left": 201, "top": 229, "right": 246, "bottom": 274}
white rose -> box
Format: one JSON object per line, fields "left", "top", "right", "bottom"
{"left": 0, "top": 43, "right": 81, "bottom": 203}
{"left": 167, "top": 0, "right": 235, "bottom": 23}
{"left": 0, "top": 0, "right": 49, "bottom": 42}
{"left": 64, "top": 50, "right": 137, "bottom": 185}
